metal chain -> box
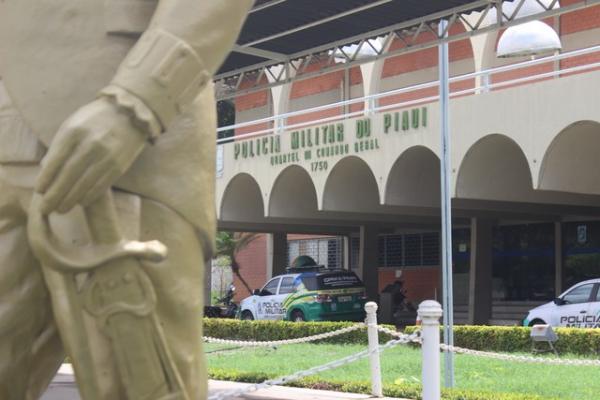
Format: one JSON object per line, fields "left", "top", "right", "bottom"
{"left": 204, "top": 323, "right": 366, "bottom": 347}
{"left": 205, "top": 346, "right": 244, "bottom": 356}
{"left": 208, "top": 331, "right": 421, "bottom": 400}
{"left": 376, "top": 325, "right": 422, "bottom": 343}
{"left": 441, "top": 344, "right": 600, "bottom": 366}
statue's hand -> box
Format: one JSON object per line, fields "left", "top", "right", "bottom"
{"left": 36, "top": 98, "right": 147, "bottom": 214}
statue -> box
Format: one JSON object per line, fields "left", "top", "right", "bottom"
{"left": 0, "top": 1, "right": 253, "bottom": 399}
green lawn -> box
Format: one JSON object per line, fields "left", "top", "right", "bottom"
{"left": 205, "top": 343, "right": 600, "bottom": 400}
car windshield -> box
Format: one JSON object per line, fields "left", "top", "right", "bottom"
{"left": 300, "top": 272, "right": 363, "bottom": 290}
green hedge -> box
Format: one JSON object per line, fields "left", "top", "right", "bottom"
{"left": 204, "top": 319, "right": 600, "bottom": 355}
{"left": 405, "top": 325, "right": 600, "bottom": 355}
{"left": 208, "top": 369, "right": 552, "bottom": 400}
{"left": 203, "top": 318, "right": 395, "bottom": 344}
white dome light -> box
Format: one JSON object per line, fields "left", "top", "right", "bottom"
{"left": 497, "top": 20, "right": 562, "bottom": 58}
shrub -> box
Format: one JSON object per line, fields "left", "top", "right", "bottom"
{"left": 203, "top": 318, "right": 396, "bottom": 344}
{"left": 205, "top": 319, "right": 600, "bottom": 355}
{"left": 404, "top": 325, "right": 600, "bottom": 355}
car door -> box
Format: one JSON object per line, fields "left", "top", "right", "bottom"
{"left": 274, "top": 276, "right": 296, "bottom": 320}
{"left": 588, "top": 283, "right": 600, "bottom": 328}
{"left": 551, "top": 283, "right": 595, "bottom": 327}
{"left": 256, "top": 277, "right": 281, "bottom": 320}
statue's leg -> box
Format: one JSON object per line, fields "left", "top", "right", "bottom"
{"left": 0, "top": 169, "right": 63, "bottom": 400}
{"left": 138, "top": 197, "right": 208, "bottom": 400}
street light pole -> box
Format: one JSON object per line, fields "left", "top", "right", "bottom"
{"left": 438, "top": 19, "right": 455, "bottom": 388}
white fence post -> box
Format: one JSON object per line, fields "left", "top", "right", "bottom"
{"left": 365, "top": 302, "right": 383, "bottom": 397}
{"left": 419, "top": 300, "right": 443, "bottom": 400}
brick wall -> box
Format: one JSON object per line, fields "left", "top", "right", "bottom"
{"left": 560, "top": 1, "right": 600, "bottom": 35}
{"left": 232, "top": 234, "right": 268, "bottom": 301}
{"left": 382, "top": 25, "right": 473, "bottom": 79}
{"left": 378, "top": 268, "right": 440, "bottom": 305}
{"left": 235, "top": 77, "right": 271, "bottom": 137}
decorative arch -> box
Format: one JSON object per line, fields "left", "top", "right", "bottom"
{"left": 322, "top": 156, "right": 380, "bottom": 212}
{"left": 220, "top": 173, "right": 264, "bottom": 221}
{"left": 268, "top": 165, "right": 318, "bottom": 218}
{"left": 385, "top": 146, "right": 440, "bottom": 207}
{"left": 456, "top": 134, "right": 533, "bottom": 201}
{"left": 539, "top": 120, "right": 600, "bottom": 195}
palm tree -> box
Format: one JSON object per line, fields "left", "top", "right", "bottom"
{"left": 215, "top": 231, "right": 259, "bottom": 293}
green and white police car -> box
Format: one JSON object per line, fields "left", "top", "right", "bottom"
{"left": 523, "top": 278, "right": 600, "bottom": 328}
{"left": 239, "top": 264, "right": 367, "bottom": 322}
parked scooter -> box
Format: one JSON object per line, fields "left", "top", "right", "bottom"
{"left": 204, "top": 284, "right": 239, "bottom": 318}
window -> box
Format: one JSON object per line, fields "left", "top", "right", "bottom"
{"left": 374, "top": 232, "right": 441, "bottom": 268}
{"left": 404, "top": 234, "right": 421, "bottom": 266}
{"left": 278, "top": 277, "right": 295, "bottom": 295}
{"left": 287, "top": 237, "right": 343, "bottom": 269}
{"left": 261, "top": 278, "right": 281, "bottom": 296}
{"left": 563, "top": 284, "right": 594, "bottom": 304}
{"left": 350, "top": 237, "right": 360, "bottom": 270}
{"left": 422, "top": 233, "right": 440, "bottom": 266}
{"left": 379, "top": 235, "right": 403, "bottom": 267}
{"left": 595, "top": 285, "right": 600, "bottom": 302}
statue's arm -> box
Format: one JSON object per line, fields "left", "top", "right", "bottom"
{"left": 101, "top": 0, "right": 255, "bottom": 139}
{"left": 34, "top": 1, "right": 253, "bottom": 215}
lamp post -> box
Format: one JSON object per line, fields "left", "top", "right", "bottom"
{"left": 437, "top": 18, "right": 454, "bottom": 389}
{"left": 436, "top": 5, "right": 562, "bottom": 388}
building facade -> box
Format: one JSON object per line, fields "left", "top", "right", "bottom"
{"left": 218, "top": 1, "right": 600, "bottom": 325}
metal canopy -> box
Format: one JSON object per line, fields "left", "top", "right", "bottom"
{"left": 215, "top": 0, "right": 600, "bottom": 100}
{"left": 225, "top": 0, "right": 491, "bottom": 72}
{"left": 217, "top": 0, "right": 508, "bottom": 98}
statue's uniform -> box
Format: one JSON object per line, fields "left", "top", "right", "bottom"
{"left": 0, "top": 1, "right": 251, "bottom": 399}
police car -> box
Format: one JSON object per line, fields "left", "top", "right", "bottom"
{"left": 239, "top": 257, "right": 367, "bottom": 322}
{"left": 523, "top": 278, "right": 600, "bottom": 328}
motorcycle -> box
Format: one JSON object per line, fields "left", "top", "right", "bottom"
{"left": 204, "top": 284, "right": 239, "bottom": 318}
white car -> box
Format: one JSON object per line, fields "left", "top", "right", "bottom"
{"left": 523, "top": 278, "right": 600, "bottom": 328}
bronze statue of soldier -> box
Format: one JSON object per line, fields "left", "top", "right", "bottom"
{"left": 0, "top": 1, "right": 253, "bottom": 399}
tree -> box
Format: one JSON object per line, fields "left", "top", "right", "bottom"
{"left": 215, "top": 231, "right": 259, "bottom": 293}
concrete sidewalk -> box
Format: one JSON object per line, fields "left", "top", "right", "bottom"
{"left": 41, "top": 365, "right": 407, "bottom": 400}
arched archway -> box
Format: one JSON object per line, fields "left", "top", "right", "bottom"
{"left": 220, "top": 173, "right": 264, "bottom": 221}
{"left": 385, "top": 146, "right": 440, "bottom": 207}
{"left": 268, "top": 165, "right": 318, "bottom": 218}
{"left": 456, "top": 134, "right": 533, "bottom": 202}
{"left": 322, "top": 156, "right": 379, "bottom": 212}
{"left": 539, "top": 120, "right": 600, "bottom": 195}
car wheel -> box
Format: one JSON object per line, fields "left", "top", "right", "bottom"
{"left": 241, "top": 311, "right": 254, "bottom": 321}
{"left": 529, "top": 318, "right": 546, "bottom": 327}
{"left": 291, "top": 310, "right": 306, "bottom": 322}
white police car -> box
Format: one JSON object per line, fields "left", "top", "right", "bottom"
{"left": 523, "top": 278, "right": 600, "bottom": 328}
{"left": 238, "top": 268, "right": 367, "bottom": 322}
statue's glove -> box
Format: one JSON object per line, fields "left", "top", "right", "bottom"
{"left": 35, "top": 98, "right": 147, "bottom": 215}
{"left": 104, "top": 28, "right": 210, "bottom": 133}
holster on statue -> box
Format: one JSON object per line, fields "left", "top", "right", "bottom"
{"left": 28, "top": 192, "right": 189, "bottom": 400}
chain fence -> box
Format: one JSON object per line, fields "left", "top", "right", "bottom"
{"left": 206, "top": 301, "right": 600, "bottom": 400}
{"left": 440, "top": 344, "right": 600, "bottom": 366}
{"left": 207, "top": 330, "right": 421, "bottom": 400}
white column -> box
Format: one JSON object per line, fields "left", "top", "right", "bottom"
{"left": 365, "top": 302, "right": 383, "bottom": 398}
{"left": 419, "top": 300, "right": 443, "bottom": 400}
{"left": 267, "top": 63, "right": 298, "bottom": 133}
